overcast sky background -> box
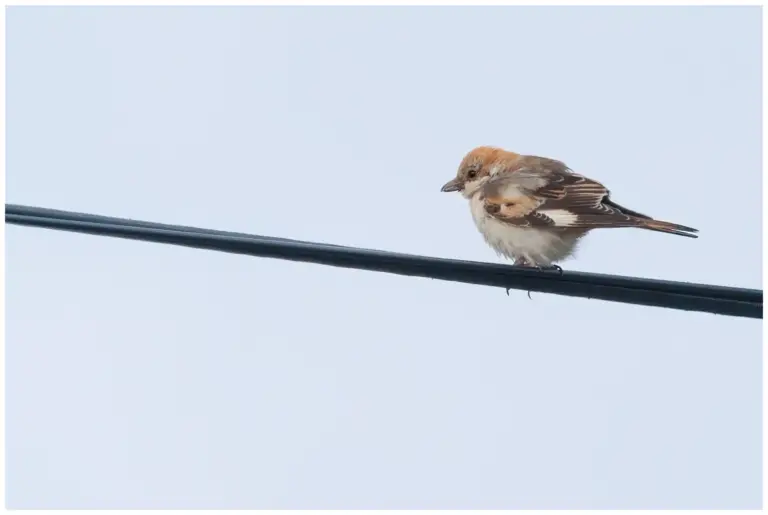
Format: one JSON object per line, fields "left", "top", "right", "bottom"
{"left": 6, "top": 6, "right": 762, "bottom": 509}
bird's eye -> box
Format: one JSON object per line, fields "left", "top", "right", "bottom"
{"left": 467, "top": 169, "right": 478, "bottom": 179}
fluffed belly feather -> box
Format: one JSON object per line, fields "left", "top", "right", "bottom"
{"left": 469, "top": 195, "right": 586, "bottom": 266}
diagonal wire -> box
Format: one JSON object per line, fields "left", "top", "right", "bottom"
{"left": 5, "top": 203, "right": 355, "bottom": 248}
{"left": 5, "top": 204, "right": 762, "bottom": 319}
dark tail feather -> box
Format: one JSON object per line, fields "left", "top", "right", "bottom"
{"left": 603, "top": 199, "right": 699, "bottom": 238}
{"left": 639, "top": 219, "right": 699, "bottom": 238}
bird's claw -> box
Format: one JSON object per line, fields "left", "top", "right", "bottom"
{"left": 514, "top": 258, "right": 563, "bottom": 275}
{"left": 535, "top": 264, "right": 563, "bottom": 275}
{"left": 506, "top": 263, "right": 563, "bottom": 297}
{"left": 507, "top": 287, "right": 532, "bottom": 299}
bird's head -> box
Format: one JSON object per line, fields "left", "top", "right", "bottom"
{"left": 441, "top": 146, "right": 519, "bottom": 198}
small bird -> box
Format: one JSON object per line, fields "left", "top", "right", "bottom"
{"left": 441, "top": 146, "right": 698, "bottom": 269}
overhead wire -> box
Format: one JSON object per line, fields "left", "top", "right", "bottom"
{"left": 5, "top": 204, "right": 762, "bottom": 319}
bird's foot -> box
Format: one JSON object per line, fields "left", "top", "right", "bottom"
{"left": 513, "top": 258, "right": 563, "bottom": 275}
{"left": 539, "top": 264, "right": 564, "bottom": 275}
{"left": 508, "top": 259, "right": 563, "bottom": 298}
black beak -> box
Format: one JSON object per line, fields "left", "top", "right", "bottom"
{"left": 441, "top": 178, "right": 462, "bottom": 192}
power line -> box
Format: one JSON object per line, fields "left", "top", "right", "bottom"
{"left": 6, "top": 204, "right": 762, "bottom": 319}
{"left": 5, "top": 203, "right": 354, "bottom": 248}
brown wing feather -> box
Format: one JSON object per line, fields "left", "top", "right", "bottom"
{"left": 481, "top": 156, "right": 650, "bottom": 229}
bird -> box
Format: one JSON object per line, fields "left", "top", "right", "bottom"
{"left": 440, "top": 146, "right": 698, "bottom": 270}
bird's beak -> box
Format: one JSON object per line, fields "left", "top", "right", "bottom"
{"left": 441, "top": 178, "right": 462, "bottom": 192}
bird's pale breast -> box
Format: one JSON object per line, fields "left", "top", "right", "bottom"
{"left": 468, "top": 193, "right": 583, "bottom": 265}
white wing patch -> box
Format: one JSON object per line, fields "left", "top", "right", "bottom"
{"left": 540, "top": 209, "right": 579, "bottom": 226}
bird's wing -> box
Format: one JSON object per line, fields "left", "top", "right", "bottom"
{"left": 481, "top": 156, "right": 652, "bottom": 229}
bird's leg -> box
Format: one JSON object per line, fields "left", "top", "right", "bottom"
{"left": 513, "top": 256, "right": 530, "bottom": 267}
{"left": 507, "top": 258, "right": 562, "bottom": 296}
{"left": 510, "top": 257, "right": 534, "bottom": 298}
{"left": 514, "top": 257, "right": 563, "bottom": 275}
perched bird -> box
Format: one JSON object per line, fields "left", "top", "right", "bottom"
{"left": 441, "top": 146, "right": 698, "bottom": 269}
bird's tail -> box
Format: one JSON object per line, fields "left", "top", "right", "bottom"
{"left": 602, "top": 199, "right": 698, "bottom": 238}
{"left": 638, "top": 218, "right": 699, "bottom": 238}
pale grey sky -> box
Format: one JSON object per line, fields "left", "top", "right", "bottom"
{"left": 6, "top": 6, "right": 762, "bottom": 509}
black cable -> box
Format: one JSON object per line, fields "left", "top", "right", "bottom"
{"left": 6, "top": 205, "right": 761, "bottom": 319}
{"left": 5, "top": 203, "right": 355, "bottom": 248}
